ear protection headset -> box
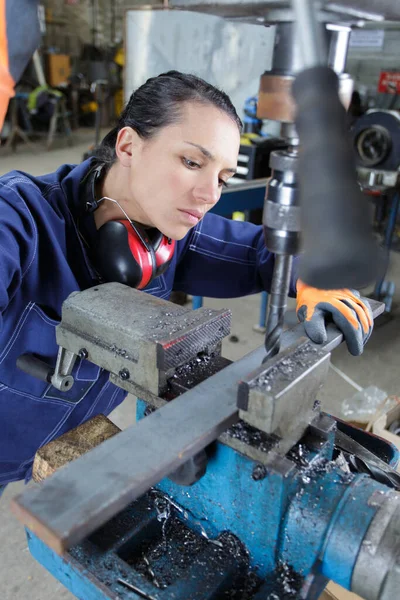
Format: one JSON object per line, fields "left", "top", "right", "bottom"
{"left": 84, "top": 164, "right": 175, "bottom": 290}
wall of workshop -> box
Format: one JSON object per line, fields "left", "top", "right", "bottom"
{"left": 346, "top": 29, "right": 400, "bottom": 107}
{"left": 41, "top": 0, "right": 164, "bottom": 56}
{"left": 39, "top": 7, "right": 400, "bottom": 76}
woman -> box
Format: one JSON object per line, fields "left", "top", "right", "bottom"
{"left": 0, "top": 71, "right": 372, "bottom": 488}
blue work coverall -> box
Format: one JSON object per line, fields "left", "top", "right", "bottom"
{"left": 0, "top": 159, "right": 296, "bottom": 485}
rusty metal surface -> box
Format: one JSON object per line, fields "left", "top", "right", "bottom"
{"left": 258, "top": 74, "right": 296, "bottom": 121}
{"left": 258, "top": 71, "right": 352, "bottom": 121}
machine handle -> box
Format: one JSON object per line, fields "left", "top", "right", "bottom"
{"left": 17, "top": 354, "right": 54, "bottom": 383}
{"left": 292, "top": 66, "right": 383, "bottom": 289}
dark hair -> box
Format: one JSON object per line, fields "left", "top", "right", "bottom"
{"left": 95, "top": 71, "right": 242, "bottom": 167}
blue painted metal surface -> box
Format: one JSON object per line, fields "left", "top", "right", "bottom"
{"left": 319, "top": 477, "right": 383, "bottom": 587}
{"left": 27, "top": 530, "right": 115, "bottom": 600}
{"left": 136, "top": 402, "right": 391, "bottom": 586}
{"left": 281, "top": 472, "right": 381, "bottom": 588}
{"left": 26, "top": 401, "right": 398, "bottom": 599}
{"left": 27, "top": 491, "right": 255, "bottom": 600}
{"left": 157, "top": 438, "right": 287, "bottom": 577}
{"left": 192, "top": 296, "right": 203, "bottom": 310}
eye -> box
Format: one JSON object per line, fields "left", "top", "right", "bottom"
{"left": 219, "top": 179, "right": 229, "bottom": 188}
{"left": 183, "top": 157, "right": 200, "bottom": 169}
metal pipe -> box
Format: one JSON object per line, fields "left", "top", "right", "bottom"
{"left": 326, "top": 24, "right": 351, "bottom": 74}
{"left": 280, "top": 122, "right": 299, "bottom": 145}
{"left": 291, "top": 0, "right": 327, "bottom": 68}
{"left": 270, "top": 21, "right": 303, "bottom": 75}
{"left": 373, "top": 191, "right": 399, "bottom": 301}
{"left": 32, "top": 51, "right": 46, "bottom": 87}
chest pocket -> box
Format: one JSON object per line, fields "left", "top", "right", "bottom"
{"left": 0, "top": 302, "right": 101, "bottom": 401}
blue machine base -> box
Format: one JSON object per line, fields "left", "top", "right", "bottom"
{"left": 26, "top": 409, "right": 399, "bottom": 600}
{"left": 27, "top": 490, "right": 313, "bottom": 600}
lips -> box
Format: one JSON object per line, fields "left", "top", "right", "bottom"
{"left": 180, "top": 209, "right": 203, "bottom": 219}
{"left": 178, "top": 208, "right": 203, "bottom": 225}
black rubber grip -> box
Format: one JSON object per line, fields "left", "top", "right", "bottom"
{"left": 16, "top": 354, "right": 53, "bottom": 383}
{"left": 292, "top": 66, "right": 383, "bottom": 289}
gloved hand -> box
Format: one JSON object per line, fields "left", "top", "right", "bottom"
{"left": 296, "top": 280, "right": 373, "bottom": 356}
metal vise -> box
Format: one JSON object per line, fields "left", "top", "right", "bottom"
{"left": 48, "top": 282, "right": 231, "bottom": 400}
{"left": 13, "top": 283, "right": 400, "bottom": 600}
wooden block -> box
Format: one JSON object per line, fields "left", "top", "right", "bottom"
{"left": 318, "top": 582, "right": 363, "bottom": 600}
{"left": 32, "top": 415, "right": 121, "bottom": 482}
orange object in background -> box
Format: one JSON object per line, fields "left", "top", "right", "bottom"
{"left": 46, "top": 54, "right": 71, "bottom": 87}
{"left": 0, "top": 1, "right": 40, "bottom": 131}
{"left": 0, "top": 0, "right": 15, "bottom": 129}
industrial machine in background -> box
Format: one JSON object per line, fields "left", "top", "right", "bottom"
{"left": 11, "top": 2, "right": 400, "bottom": 599}
{"left": 82, "top": 78, "right": 109, "bottom": 161}
{"left": 351, "top": 109, "right": 400, "bottom": 311}
{"left": 353, "top": 110, "right": 400, "bottom": 174}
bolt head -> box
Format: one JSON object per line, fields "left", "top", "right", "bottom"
{"left": 119, "top": 368, "right": 130, "bottom": 380}
{"left": 252, "top": 464, "right": 267, "bottom": 481}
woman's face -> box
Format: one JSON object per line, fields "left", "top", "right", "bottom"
{"left": 116, "top": 102, "right": 241, "bottom": 240}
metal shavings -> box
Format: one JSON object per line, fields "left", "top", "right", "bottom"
{"left": 117, "top": 578, "right": 157, "bottom": 600}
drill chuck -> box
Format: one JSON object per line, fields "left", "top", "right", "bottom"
{"left": 262, "top": 150, "right": 300, "bottom": 363}
{"left": 263, "top": 150, "right": 301, "bottom": 256}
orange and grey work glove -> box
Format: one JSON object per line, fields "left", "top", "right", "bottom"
{"left": 296, "top": 280, "right": 373, "bottom": 356}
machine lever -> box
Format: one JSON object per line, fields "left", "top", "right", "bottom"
{"left": 292, "top": 65, "right": 383, "bottom": 290}
{"left": 290, "top": 0, "right": 382, "bottom": 289}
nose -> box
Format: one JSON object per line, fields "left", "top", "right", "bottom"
{"left": 193, "top": 175, "right": 220, "bottom": 206}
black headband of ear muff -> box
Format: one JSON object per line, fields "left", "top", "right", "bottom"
{"left": 82, "top": 162, "right": 107, "bottom": 214}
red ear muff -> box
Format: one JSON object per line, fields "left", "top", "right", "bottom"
{"left": 152, "top": 230, "right": 176, "bottom": 277}
{"left": 95, "top": 220, "right": 175, "bottom": 289}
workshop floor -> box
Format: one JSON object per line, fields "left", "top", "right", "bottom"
{"left": 1, "top": 135, "right": 399, "bottom": 599}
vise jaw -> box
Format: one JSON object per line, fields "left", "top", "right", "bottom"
{"left": 52, "top": 283, "right": 231, "bottom": 399}
{"left": 237, "top": 339, "right": 330, "bottom": 453}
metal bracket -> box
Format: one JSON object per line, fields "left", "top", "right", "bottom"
{"left": 51, "top": 347, "right": 77, "bottom": 391}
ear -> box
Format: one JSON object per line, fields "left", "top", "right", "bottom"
{"left": 115, "top": 126, "right": 142, "bottom": 168}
